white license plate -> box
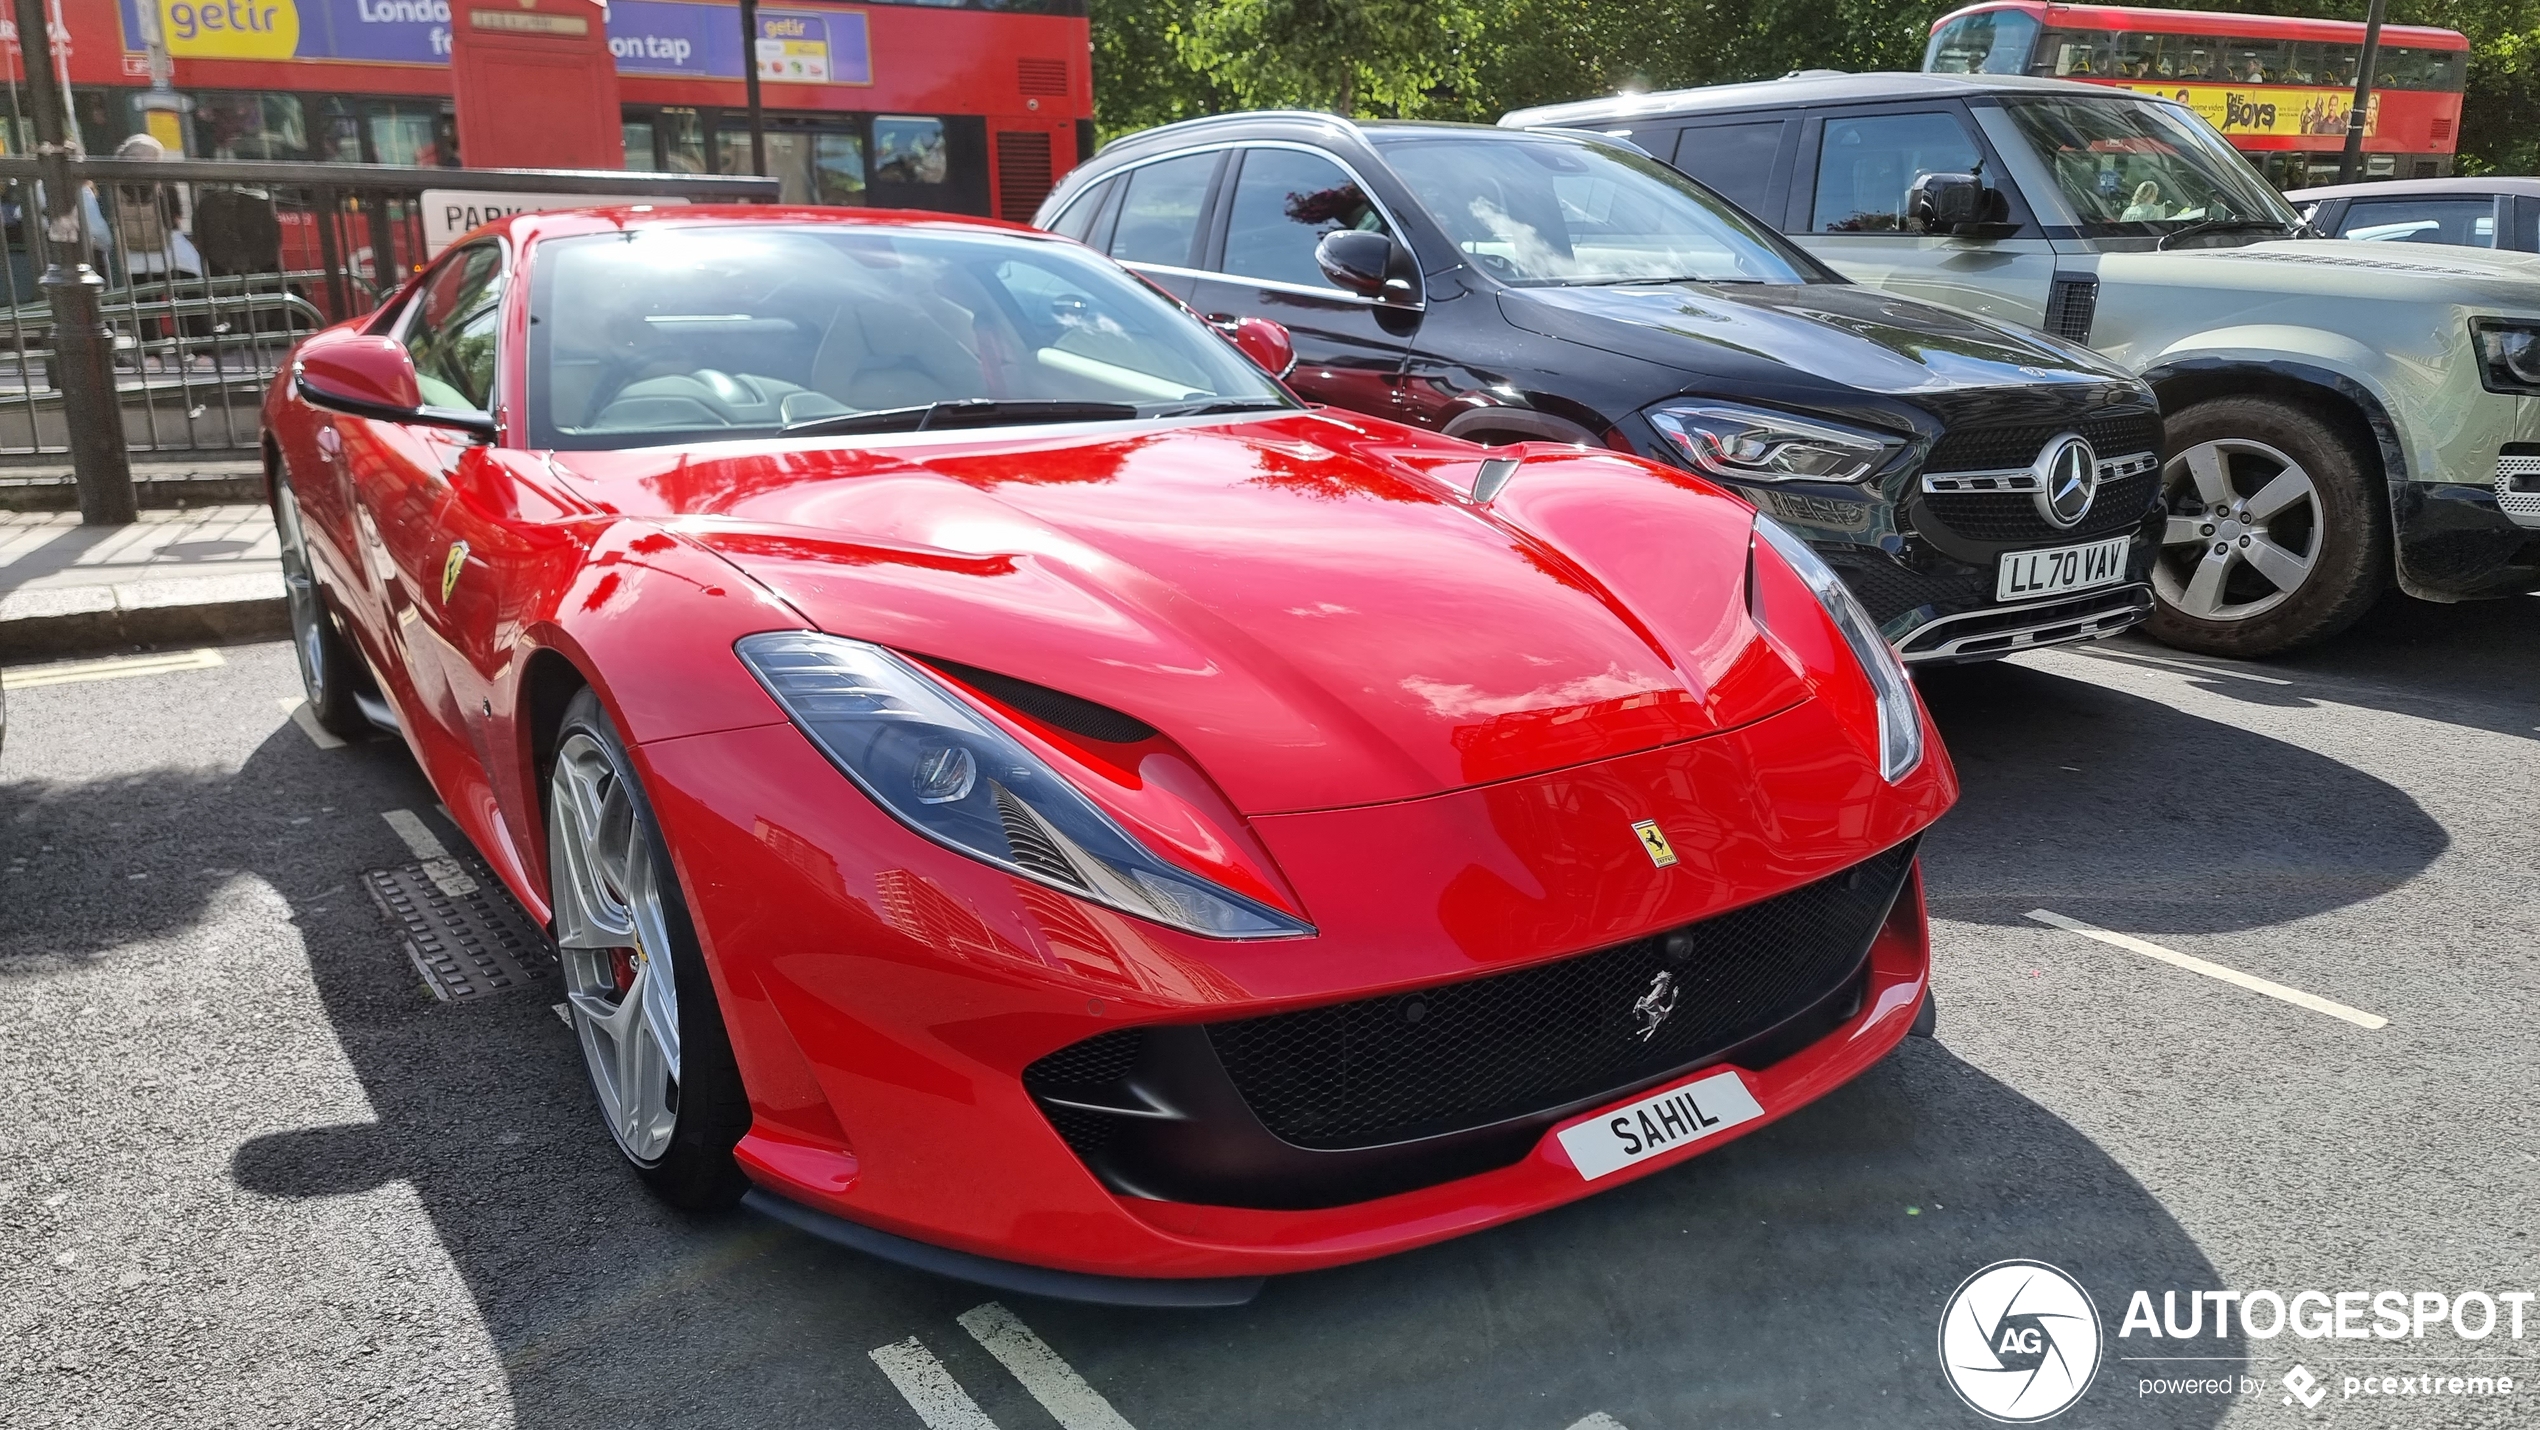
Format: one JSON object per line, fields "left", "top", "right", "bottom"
{"left": 1996, "top": 534, "right": 2130, "bottom": 602}
{"left": 1556, "top": 1068, "right": 1764, "bottom": 1181}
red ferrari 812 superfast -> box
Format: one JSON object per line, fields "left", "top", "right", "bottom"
{"left": 262, "top": 206, "right": 1957, "bottom": 1304}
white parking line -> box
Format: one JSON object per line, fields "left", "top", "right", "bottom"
{"left": 380, "top": 809, "right": 480, "bottom": 898}
{"left": 2026, "top": 909, "right": 2389, "bottom": 1029}
{"left": 276, "top": 697, "right": 347, "bottom": 750}
{"left": 1566, "top": 1416, "right": 1632, "bottom": 1430}
{"left": 869, "top": 1338, "right": 1000, "bottom": 1430}
{"left": 957, "top": 1302, "right": 1137, "bottom": 1430}
{"left": 2, "top": 647, "right": 225, "bottom": 689}
{"left": 2068, "top": 647, "right": 2293, "bottom": 686}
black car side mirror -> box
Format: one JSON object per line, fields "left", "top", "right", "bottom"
{"left": 1316, "top": 230, "right": 1417, "bottom": 302}
{"left": 1907, "top": 173, "right": 2017, "bottom": 239}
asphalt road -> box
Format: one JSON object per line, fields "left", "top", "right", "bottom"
{"left": 3, "top": 594, "right": 2534, "bottom": 1430}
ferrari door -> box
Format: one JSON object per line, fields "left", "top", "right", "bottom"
{"left": 347, "top": 241, "right": 505, "bottom": 773}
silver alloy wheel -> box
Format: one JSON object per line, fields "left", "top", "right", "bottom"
{"left": 274, "top": 474, "right": 329, "bottom": 698}
{"left": 549, "top": 729, "right": 683, "bottom": 1164}
{"left": 2154, "top": 437, "right": 2323, "bottom": 622}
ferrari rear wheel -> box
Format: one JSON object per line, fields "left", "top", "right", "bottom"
{"left": 272, "top": 460, "right": 367, "bottom": 739}
{"left": 547, "top": 686, "right": 751, "bottom": 1209}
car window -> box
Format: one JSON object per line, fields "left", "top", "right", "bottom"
{"left": 403, "top": 243, "right": 503, "bottom": 411}
{"left": 526, "top": 224, "right": 1292, "bottom": 450}
{"left": 2336, "top": 195, "right": 2496, "bottom": 247}
{"left": 1220, "top": 148, "right": 1393, "bottom": 290}
{"left": 1375, "top": 132, "right": 1817, "bottom": 285}
{"left": 1811, "top": 112, "right": 1986, "bottom": 233}
{"left": 1670, "top": 121, "right": 1787, "bottom": 216}
{"left": 1108, "top": 152, "right": 1218, "bottom": 267}
{"left": 1992, "top": 97, "right": 2301, "bottom": 238}
{"left": 1047, "top": 178, "right": 1114, "bottom": 241}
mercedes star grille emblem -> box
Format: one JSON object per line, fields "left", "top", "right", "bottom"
{"left": 1631, "top": 970, "right": 1680, "bottom": 1042}
{"left": 2033, "top": 434, "right": 2098, "bottom": 529}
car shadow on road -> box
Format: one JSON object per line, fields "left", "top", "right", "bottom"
{"left": 1913, "top": 656, "right": 2448, "bottom": 937}
{"left": 2084, "top": 593, "right": 2538, "bottom": 744}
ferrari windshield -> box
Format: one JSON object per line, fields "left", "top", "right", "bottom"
{"left": 1373, "top": 132, "right": 1821, "bottom": 286}
{"left": 1993, "top": 96, "right": 2303, "bottom": 239}
{"left": 526, "top": 225, "right": 1294, "bottom": 449}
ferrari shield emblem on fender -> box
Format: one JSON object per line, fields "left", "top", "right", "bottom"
{"left": 1632, "top": 820, "right": 1678, "bottom": 868}
{"left": 440, "top": 541, "right": 469, "bottom": 605}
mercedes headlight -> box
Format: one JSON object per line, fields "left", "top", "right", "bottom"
{"left": 2471, "top": 319, "right": 2540, "bottom": 395}
{"left": 1648, "top": 401, "right": 1907, "bottom": 484}
{"left": 1749, "top": 516, "right": 1923, "bottom": 783}
{"left": 737, "top": 632, "right": 1310, "bottom": 939}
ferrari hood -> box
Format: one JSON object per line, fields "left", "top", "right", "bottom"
{"left": 572, "top": 414, "right": 1809, "bottom": 815}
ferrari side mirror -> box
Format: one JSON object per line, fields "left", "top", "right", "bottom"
{"left": 1227, "top": 316, "right": 1296, "bottom": 379}
{"left": 294, "top": 332, "right": 498, "bottom": 440}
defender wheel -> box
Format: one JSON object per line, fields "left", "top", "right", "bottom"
{"left": 2147, "top": 396, "right": 2387, "bottom": 658}
{"left": 272, "top": 461, "right": 368, "bottom": 739}
{"left": 547, "top": 686, "right": 752, "bottom": 1210}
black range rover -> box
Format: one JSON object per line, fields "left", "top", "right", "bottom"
{"left": 1035, "top": 113, "right": 2165, "bottom": 663}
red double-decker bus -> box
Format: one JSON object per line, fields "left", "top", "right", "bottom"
{"left": 1925, "top": 2, "right": 2468, "bottom": 188}
{"left": 0, "top": 0, "right": 1091, "bottom": 221}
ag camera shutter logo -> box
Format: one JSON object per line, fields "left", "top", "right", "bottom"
{"left": 1940, "top": 1260, "right": 2104, "bottom": 1421}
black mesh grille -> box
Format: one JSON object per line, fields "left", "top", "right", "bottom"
{"left": 1203, "top": 841, "right": 1916, "bottom": 1150}
{"left": 2044, "top": 275, "right": 2099, "bottom": 343}
{"left": 1027, "top": 1027, "right": 1144, "bottom": 1090}
{"left": 1830, "top": 557, "right": 1990, "bottom": 627}
{"left": 1923, "top": 412, "right": 2161, "bottom": 475}
{"left": 1919, "top": 467, "right": 2160, "bottom": 546}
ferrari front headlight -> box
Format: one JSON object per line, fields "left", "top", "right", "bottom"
{"left": 736, "top": 632, "right": 1310, "bottom": 939}
{"left": 1648, "top": 401, "right": 1907, "bottom": 484}
{"left": 1750, "top": 516, "right": 1923, "bottom": 783}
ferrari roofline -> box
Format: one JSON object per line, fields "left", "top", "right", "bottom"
{"left": 447, "top": 201, "right": 1065, "bottom": 256}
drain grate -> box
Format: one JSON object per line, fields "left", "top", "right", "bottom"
{"left": 364, "top": 860, "right": 553, "bottom": 1002}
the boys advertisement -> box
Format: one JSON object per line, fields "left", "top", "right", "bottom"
{"left": 114, "top": 0, "right": 871, "bottom": 82}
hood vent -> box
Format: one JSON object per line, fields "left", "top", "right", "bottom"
{"left": 926, "top": 657, "right": 1159, "bottom": 744}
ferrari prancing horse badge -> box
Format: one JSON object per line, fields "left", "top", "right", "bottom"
{"left": 1633, "top": 820, "right": 1678, "bottom": 868}
{"left": 441, "top": 541, "right": 469, "bottom": 604}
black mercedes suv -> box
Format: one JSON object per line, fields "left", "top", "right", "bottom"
{"left": 1035, "top": 113, "right": 2165, "bottom": 663}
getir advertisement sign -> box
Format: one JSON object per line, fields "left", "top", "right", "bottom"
{"left": 123, "top": 0, "right": 872, "bottom": 81}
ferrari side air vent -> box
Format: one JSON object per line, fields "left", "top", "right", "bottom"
{"left": 927, "top": 658, "right": 1159, "bottom": 744}
{"left": 993, "top": 783, "right": 1084, "bottom": 884}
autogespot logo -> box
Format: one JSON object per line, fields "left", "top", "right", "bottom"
{"left": 1940, "top": 1260, "right": 2105, "bottom": 1422}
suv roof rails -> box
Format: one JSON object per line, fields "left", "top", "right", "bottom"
{"left": 1098, "top": 109, "right": 1365, "bottom": 156}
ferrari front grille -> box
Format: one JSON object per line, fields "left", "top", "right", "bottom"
{"left": 1206, "top": 840, "right": 1916, "bottom": 1150}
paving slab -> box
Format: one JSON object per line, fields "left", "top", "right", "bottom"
{"left": 0, "top": 504, "right": 285, "bottom": 657}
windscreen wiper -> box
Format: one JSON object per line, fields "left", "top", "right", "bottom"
{"left": 782, "top": 398, "right": 1140, "bottom": 437}
{"left": 1144, "top": 397, "right": 1294, "bottom": 418}
{"left": 2157, "top": 217, "right": 2297, "bottom": 251}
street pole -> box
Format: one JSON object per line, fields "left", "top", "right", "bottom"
{"left": 2336, "top": 0, "right": 2387, "bottom": 185}
{"left": 738, "top": 0, "right": 767, "bottom": 177}
{"left": 12, "top": 0, "right": 132, "bottom": 525}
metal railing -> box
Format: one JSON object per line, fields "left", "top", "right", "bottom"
{"left": 0, "top": 157, "right": 778, "bottom": 473}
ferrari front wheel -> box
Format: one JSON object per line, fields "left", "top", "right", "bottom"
{"left": 272, "top": 459, "right": 367, "bottom": 739}
{"left": 547, "top": 686, "right": 752, "bottom": 1209}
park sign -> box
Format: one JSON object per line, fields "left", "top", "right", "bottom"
{"left": 420, "top": 191, "right": 690, "bottom": 255}
{"left": 120, "top": 0, "right": 872, "bottom": 82}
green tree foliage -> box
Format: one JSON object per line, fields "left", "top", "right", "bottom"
{"left": 1092, "top": 0, "right": 2540, "bottom": 173}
